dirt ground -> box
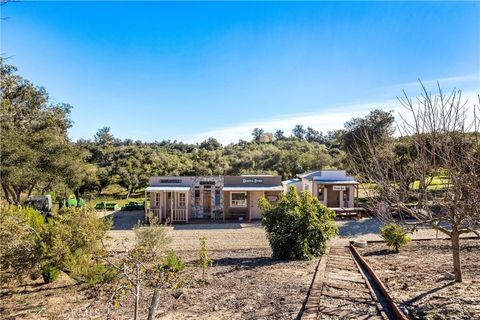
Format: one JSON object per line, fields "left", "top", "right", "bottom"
{"left": 358, "top": 239, "right": 480, "bottom": 320}
{"left": 0, "top": 248, "right": 317, "bottom": 320}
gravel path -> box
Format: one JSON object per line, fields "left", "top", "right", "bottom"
{"left": 103, "top": 211, "right": 475, "bottom": 251}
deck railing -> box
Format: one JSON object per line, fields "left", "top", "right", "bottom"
{"left": 172, "top": 208, "right": 187, "bottom": 222}
{"left": 147, "top": 208, "right": 187, "bottom": 222}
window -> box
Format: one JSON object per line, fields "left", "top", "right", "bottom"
{"left": 230, "top": 192, "right": 247, "bottom": 207}
{"left": 154, "top": 193, "right": 160, "bottom": 207}
{"left": 215, "top": 189, "right": 221, "bottom": 206}
{"left": 194, "top": 189, "right": 201, "bottom": 206}
{"left": 317, "top": 185, "right": 324, "bottom": 201}
{"left": 178, "top": 193, "right": 186, "bottom": 207}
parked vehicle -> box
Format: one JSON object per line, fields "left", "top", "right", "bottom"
{"left": 26, "top": 195, "right": 53, "bottom": 218}
{"left": 121, "top": 201, "right": 145, "bottom": 211}
{"left": 94, "top": 202, "right": 120, "bottom": 211}
{"left": 59, "top": 195, "right": 86, "bottom": 209}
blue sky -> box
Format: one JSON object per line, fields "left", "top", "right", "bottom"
{"left": 2, "top": 1, "right": 479, "bottom": 143}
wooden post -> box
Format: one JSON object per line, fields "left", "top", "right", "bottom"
{"left": 144, "top": 190, "right": 147, "bottom": 222}
{"left": 186, "top": 192, "right": 189, "bottom": 224}
{"left": 355, "top": 185, "right": 359, "bottom": 207}
{"left": 248, "top": 192, "right": 251, "bottom": 222}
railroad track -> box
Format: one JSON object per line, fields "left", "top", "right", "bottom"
{"left": 302, "top": 246, "right": 395, "bottom": 320}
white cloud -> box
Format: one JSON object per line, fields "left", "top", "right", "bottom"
{"left": 181, "top": 88, "right": 479, "bottom": 145}
{"left": 383, "top": 74, "right": 480, "bottom": 93}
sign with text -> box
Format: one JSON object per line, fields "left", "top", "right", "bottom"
{"left": 242, "top": 178, "right": 264, "bottom": 184}
{"left": 160, "top": 179, "right": 181, "bottom": 184}
{"left": 332, "top": 186, "right": 346, "bottom": 191}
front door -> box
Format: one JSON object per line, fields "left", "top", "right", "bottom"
{"left": 166, "top": 192, "right": 172, "bottom": 218}
{"left": 203, "top": 189, "right": 211, "bottom": 214}
{"left": 327, "top": 187, "right": 339, "bottom": 208}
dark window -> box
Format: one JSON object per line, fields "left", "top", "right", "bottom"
{"left": 195, "top": 190, "right": 201, "bottom": 205}
{"left": 215, "top": 190, "right": 221, "bottom": 206}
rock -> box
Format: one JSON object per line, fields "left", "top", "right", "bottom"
{"left": 213, "top": 304, "right": 219, "bottom": 311}
{"left": 400, "top": 304, "right": 410, "bottom": 316}
{"left": 352, "top": 239, "right": 367, "bottom": 248}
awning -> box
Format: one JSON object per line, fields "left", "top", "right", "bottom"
{"left": 145, "top": 186, "right": 191, "bottom": 191}
{"left": 222, "top": 186, "right": 284, "bottom": 191}
{"left": 314, "top": 180, "right": 359, "bottom": 185}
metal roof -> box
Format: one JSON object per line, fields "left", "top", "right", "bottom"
{"left": 314, "top": 180, "right": 358, "bottom": 185}
{"left": 145, "top": 186, "right": 191, "bottom": 191}
{"left": 223, "top": 186, "right": 284, "bottom": 191}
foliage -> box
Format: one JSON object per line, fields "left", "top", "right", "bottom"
{"left": 132, "top": 222, "right": 171, "bottom": 263}
{"left": 106, "top": 221, "right": 176, "bottom": 320}
{"left": 0, "top": 58, "right": 88, "bottom": 204}
{"left": 259, "top": 187, "right": 338, "bottom": 260}
{"left": 41, "top": 266, "right": 60, "bottom": 283}
{"left": 380, "top": 223, "right": 411, "bottom": 252}
{"left": 0, "top": 205, "right": 45, "bottom": 284}
{"left": 197, "top": 237, "right": 212, "bottom": 285}
{"left": 347, "top": 84, "right": 480, "bottom": 282}
{"left": 0, "top": 204, "right": 111, "bottom": 285}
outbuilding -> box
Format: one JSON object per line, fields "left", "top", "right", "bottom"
{"left": 284, "top": 170, "right": 360, "bottom": 213}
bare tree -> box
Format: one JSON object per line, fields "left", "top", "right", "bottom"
{"left": 348, "top": 83, "right": 480, "bottom": 282}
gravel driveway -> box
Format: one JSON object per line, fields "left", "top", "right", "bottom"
{"left": 104, "top": 211, "right": 473, "bottom": 251}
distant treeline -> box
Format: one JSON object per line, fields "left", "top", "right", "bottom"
{"left": 0, "top": 57, "right": 402, "bottom": 201}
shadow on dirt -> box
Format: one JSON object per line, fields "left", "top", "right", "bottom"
{"left": 109, "top": 210, "right": 144, "bottom": 230}
{"left": 173, "top": 223, "right": 244, "bottom": 230}
{"left": 336, "top": 217, "right": 383, "bottom": 237}
{"left": 212, "top": 256, "right": 288, "bottom": 273}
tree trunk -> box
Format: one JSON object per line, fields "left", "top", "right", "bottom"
{"left": 134, "top": 264, "right": 141, "bottom": 320}
{"left": 451, "top": 229, "right": 462, "bottom": 282}
{"left": 147, "top": 282, "right": 162, "bottom": 320}
{"left": 1, "top": 183, "right": 12, "bottom": 204}
{"left": 126, "top": 186, "right": 132, "bottom": 199}
{"left": 27, "top": 182, "right": 36, "bottom": 199}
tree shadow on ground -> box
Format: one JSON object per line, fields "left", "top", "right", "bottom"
{"left": 109, "top": 210, "right": 144, "bottom": 230}
{"left": 336, "top": 217, "right": 383, "bottom": 237}
{"left": 362, "top": 248, "right": 395, "bottom": 256}
{"left": 212, "top": 256, "right": 289, "bottom": 274}
{"left": 405, "top": 281, "right": 455, "bottom": 305}
{"left": 173, "top": 223, "right": 244, "bottom": 230}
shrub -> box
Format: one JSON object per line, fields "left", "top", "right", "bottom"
{"left": 0, "top": 205, "right": 45, "bottom": 284}
{"left": 259, "top": 187, "right": 338, "bottom": 260}
{"left": 380, "top": 223, "right": 411, "bottom": 252}
{"left": 197, "top": 237, "right": 211, "bottom": 285}
{"left": 41, "top": 266, "right": 60, "bottom": 283}
{"left": 0, "top": 204, "right": 111, "bottom": 285}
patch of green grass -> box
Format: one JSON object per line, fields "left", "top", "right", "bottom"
{"left": 410, "top": 176, "right": 449, "bottom": 190}
{"left": 91, "top": 197, "right": 144, "bottom": 207}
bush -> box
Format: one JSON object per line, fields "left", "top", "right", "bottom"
{"left": 0, "top": 205, "right": 45, "bottom": 284}
{"left": 0, "top": 204, "right": 111, "bottom": 285}
{"left": 259, "top": 187, "right": 338, "bottom": 260}
{"left": 41, "top": 266, "right": 60, "bottom": 283}
{"left": 197, "top": 237, "right": 211, "bottom": 285}
{"left": 380, "top": 223, "right": 411, "bottom": 252}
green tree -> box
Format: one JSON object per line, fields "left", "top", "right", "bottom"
{"left": 259, "top": 187, "right": 338, "bottom": 260}
{"left": 380, "top": 223, "right": 411, "bottom": 253}
{"left": 292, "top": 124, "right": 306, "bottom": 140}
{"left": 274, "top": 129, "right": 286, "bottom": 140}
{"left": 252, "top": 127, "right": 265, "bottom": 141}
{"left": 0, "top": 58, "right": 85, "bottom": 203}
{"left": 198, "top": 236, "right": 211, "bottom": 285}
